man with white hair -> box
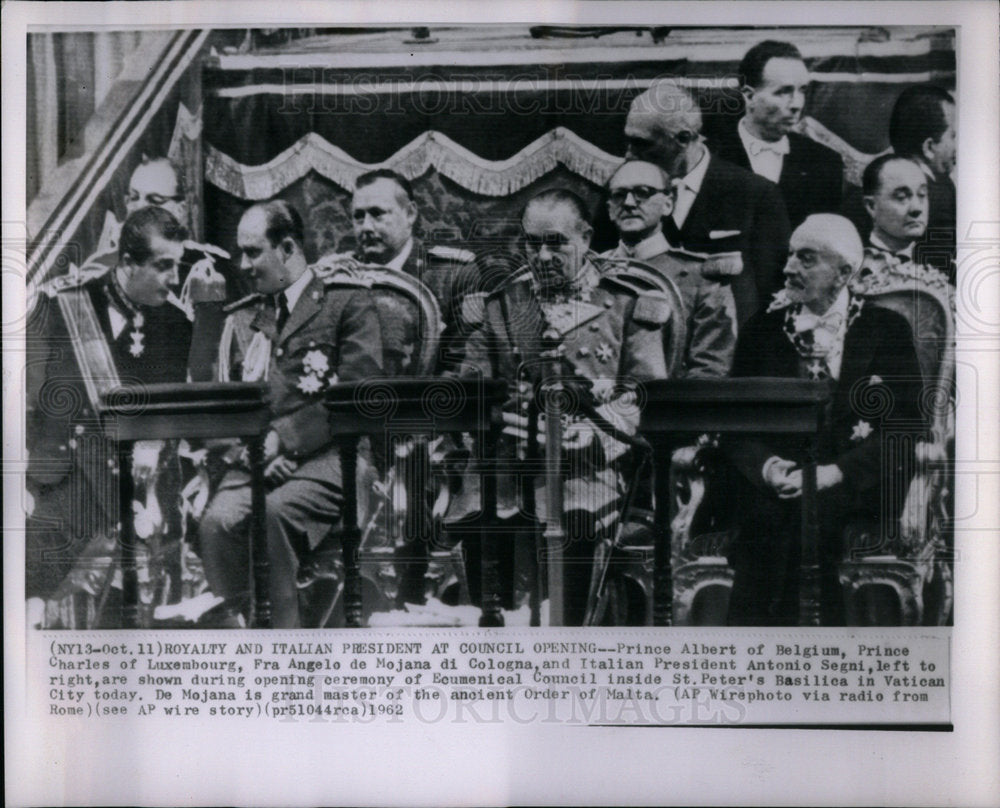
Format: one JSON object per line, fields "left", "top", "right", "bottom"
{"left": 726, "top": 214, "right": 927, "bottom": 625}
{"left": 624, "top": 79, "right": 791, "bottom": 325}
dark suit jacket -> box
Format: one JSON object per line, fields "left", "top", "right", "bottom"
{"left": 714, "top": 129, "right": 845, "bottom": 229}
{"left": 664, "top": 154, "right": 791, "bottom": 326}
{"left": 397, "top": 239, "right": 480, "bottom": 373}
{"left": 729, "top": 302, "right": 926, "bottom": 511}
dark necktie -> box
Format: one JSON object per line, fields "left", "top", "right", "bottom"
{"left": 275, "top": 292, "right": 290, "bottom": 334}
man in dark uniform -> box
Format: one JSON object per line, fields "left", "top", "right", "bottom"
{"left": 81, "top": 154, "right": 234, "bottom": 379}
{"left": 727, "top": 215, "right": 926, "bottom": 626}
{"left": 602, "top": 159, "right": 736, "bottom": 378}
{"left": 713, "top": 40, "right": 845, "bottom": 229}
{"left": 198, "top": 200, "right": 384, "bottom": 628}
{"left": 26, "top": 207, "right": 193, "bottom": 604}
{"left": 455, "top": 189, "right": 674, "bottom": 625}
{"left": 349, "top": 168, "right": 481, "bottom": 605}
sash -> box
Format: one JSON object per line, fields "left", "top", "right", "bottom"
{"left": 55, "top": 287, "right": 121, "bottom": 410}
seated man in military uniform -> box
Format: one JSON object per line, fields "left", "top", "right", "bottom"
{"left": 453, "top": 189, "right": 674, "bottom": 625}
{"left": 198, "top": 200, "right": 383, "bottom": 628}
{"left": 602, "top": 159, "right": 737, "bottom": 378}
{"left": 349, "top": 168, "right": 482, "bottom": 606}
{"left": 26, "top": 207, "right": 193, "bottom": 609}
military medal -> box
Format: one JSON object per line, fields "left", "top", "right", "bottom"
{"left": 128, "top": 311, "right": 145, "bottom": 357}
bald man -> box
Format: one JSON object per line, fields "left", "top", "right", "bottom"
{"left": 624, "top": 80, "right": 791, "bottom": 325}
{"left": 726, "top": 214, "right": 927, "bottom": 626}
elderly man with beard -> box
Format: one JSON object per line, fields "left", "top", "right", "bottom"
{"left": 726, "top": 214, "right": 926, "bottom": 626}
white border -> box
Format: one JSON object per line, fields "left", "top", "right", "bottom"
{"left": 4, "top": 3, "right": 998, "bottom": 806}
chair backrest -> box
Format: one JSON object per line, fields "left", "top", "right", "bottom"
{"left": 602, "top": 258, "right": 689, "bottom": 379}
{"left": 318, "top": 260, "right": 443, "bottom": 377}
{"left": 851, "top": 260, "right": 954, "bottom": 444}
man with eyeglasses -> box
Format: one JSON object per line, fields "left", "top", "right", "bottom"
{"left": 603, "top": 159, "right": 736, "bottom": 378}
{"left": 453, "top": 188, "right": 675, "bottom": 625}
{"left": 624, "top": 80, "right": 791, "bottom": 326}
{"left": 26, "top": 207, "right": 196, "bottom": 613}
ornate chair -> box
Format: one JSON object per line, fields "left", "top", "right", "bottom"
{"left": 837, "top": 261, "right": 954, "bottom": 625}
{"left": 584, "top": 259, "right": 688, "bottom": 626}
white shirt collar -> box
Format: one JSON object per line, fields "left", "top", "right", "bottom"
{"left": 386, "top": 238, "right": 414, "bottom": 272}
{"left": 281, "top": 266, "right": 314, "bottom": 313}
{"left": 616, "top": 230, "right": 671, "bottom": 261}
{"left": 738, "top": 116, "right": 790, "bottom": 157}
{"left": 869, "top": 233, "right": 915, "bottom": 261}
{"left": 677, "top": 145, "right": 710, "bottom": 194}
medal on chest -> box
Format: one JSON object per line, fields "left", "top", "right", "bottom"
{"left": 128, "top": 311, "right": 145, "bottom": 357}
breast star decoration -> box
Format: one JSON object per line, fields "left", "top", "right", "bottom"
{"left": 297, "top": 348, "right": 335, "bottom": 394}
{"left": 850, "top": 420, "right": 873, "bottom": 442}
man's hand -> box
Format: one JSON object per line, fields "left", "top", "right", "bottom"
{"left": 264, "top": 455, "right": 298, "bottom": 486}
{"left": 765, "top": 459, "right": 843, "bottom": 500}
{"left": 186, "top": 259, "right": 228, "bottom": 303}
{"left": 263, "top": 430, "right": 281, "bottom": 462}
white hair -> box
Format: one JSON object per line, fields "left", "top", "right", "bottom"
{"left": 797, "top": 214, "right": 864, "bottom": 272}
{"left": 629, "top": 80, "right": 703, "bottom": 134}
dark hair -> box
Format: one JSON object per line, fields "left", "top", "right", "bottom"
{"left": 252, "top": 199, "right": 305, "bottom": 248}
{"left": 119, "top": 206, "right": 187, "bottom": 265}
{"left": 523, "top": 188, "right": 592, "bottom": 228}
{"left": 888, "top": 85, "right": 955, "bottom": 158}
{"left": 739, "top": 40, "right": 804, "bottom": 89}
{"left": 862, "top": 154, "right": 922, "bottom": 196}
{"left": 354, "top": 168, "right": 415, "bottom": 203}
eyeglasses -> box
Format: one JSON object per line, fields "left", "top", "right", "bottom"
{"left": 608, "top": 185, "right": 666, "bottom": 206}
{"left": 126, "top": 192, "right": 186, "bottom": 206}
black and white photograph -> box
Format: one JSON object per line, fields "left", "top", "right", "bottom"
{"left": 5, "top": 2, "right": 998, "bottom": 806}
{"left": 20, "top": 22, "right": 961, "bottom": 631}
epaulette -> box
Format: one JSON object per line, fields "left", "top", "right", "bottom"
{"left": 223, "top": 292, "right": 264, "bottom": 314}
{"left": 319, "top": 267, "right": 374, "bottom": 289}
{"left": 701, "top": 251, "right": 743, "bottom": 279}
{"left": 39, "top": 264, "right": 109, "bottom": 298}
{"left": 665, "top": 245, "right": 708, "bottom": 262}
{"left": 184, "top": 239, "right": 231, "bottom": 260}
{"left": 487, "top": 268, "right": 533, "bottom": 299}
{"left": 601, "top": 274, "right": 673, "bottom": 326}
{"left": 427, "top": 244, "right": 475, "bottom": 264}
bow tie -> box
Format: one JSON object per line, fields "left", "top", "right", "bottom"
{"left": 793, "top": 307, "right": 844, "bottom": 342}
{"left": 747, "top": 138, "right": 789, "bottom": 157}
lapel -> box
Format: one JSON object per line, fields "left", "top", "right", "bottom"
{"left": 250, "top": 299, "right": 278, "bottom": 342}
{"left": 678, "top": 155, "right": 722, "bottom": 242}
{"left": 778, "top": 134, "right": 808, "bottom": 191}
{"left": 834, "top": 309, "right": 877, "bottom": 417}
{"left": 278, "top": 275, "right": 324, "bottom": 345}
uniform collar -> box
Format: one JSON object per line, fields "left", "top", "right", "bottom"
{"left": 280, "top": 266, "right": 314, "bottom": 312}
{"left": 616, "top": 230, "right": 671, "bottom": 261}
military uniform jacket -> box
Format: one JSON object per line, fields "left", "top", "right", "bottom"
{"left": 455, "top": 257, "right": 671, "bottom": 522}
{"left": 604, "top": 236, "right": 736, "bottom": 377}
{"left": 218, "top": 271, "right": 383, "bottom": 481}
{"left": 360, "top": 239, "right": 479, "bottom": 374}
{"left": 26, "top": 270, "right": 193, "bottom": 489}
